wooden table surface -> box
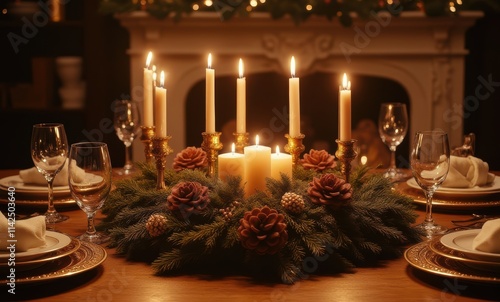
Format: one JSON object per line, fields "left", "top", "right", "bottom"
{"left": 1, "top": 169, "right": 500, "bottom": 302}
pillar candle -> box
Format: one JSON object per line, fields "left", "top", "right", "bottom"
{"left": 289, "top": 56, "right": 300, "bottom": 137}
{"left": 244, "top": 135, "right": 271, "bottom": 197}
{"left": 218, "top": 143, "right": 245, "bottom": 182}
{"left": 206, "top": 53, "right": 215, "bottom": 133}
{"left": 339, "top": 73, "right": 351, "bottom": 141}
{"left": 143, "top": 51, "right": 154, "bottom": 127}
{"left": 154, "top": 71, "right": 167, "bottom": 137}
{"left": 271, "top": 146, "right": 292, "bottom": 180}
{"left": 236, "top": 58, "right": 246, "bottom": 133}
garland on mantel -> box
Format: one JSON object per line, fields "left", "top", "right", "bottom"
{"left": 99, "top": 148, "right": 422, "bottom": 284}
{"left": 99, "top": 0, "right": 499, "bottom": 26}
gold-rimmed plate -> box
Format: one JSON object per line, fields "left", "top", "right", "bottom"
{"left": 429, "top": 237, "right": 500, "bottom": 273}
{"left": 5, "top": 240, "right": 107, "bottom": 284}
{"left": 440, "top": 229, "right": 500, "bottom": 262}
{"left": 407, "top": 177, "right": 500, "bottom": 198}
{"left": 395, "top": 182, "right": 500, "bottom": 210}
{"left": 404, "top": 241, "right": 500, "bottom": 284}
{"left": 0, "top": 237, "right": 80, "bottom": 270}
{"left": 0, "top": 231, "right": 72, "bottom": 262}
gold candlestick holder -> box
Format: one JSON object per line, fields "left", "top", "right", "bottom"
{"left": 335, "top": 139, "right": 358, "bottom": 184}
{"left": 151, "top": 136, "right": 173, "bottom": 190}
{"left": 201, "top": 132, "right": 223, "bottom": 178}
{"left": 284, "top": 134, "right": 305, "bottom": 166}
{"left": 140, "top": 126, "right": 156, "bottom": 162}
{"left": 233, "top": 132, "right": 249, "bottom": 153}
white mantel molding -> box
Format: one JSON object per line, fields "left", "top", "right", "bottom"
{"left": 116, "top": 11, "right": 483, "bottom": 161}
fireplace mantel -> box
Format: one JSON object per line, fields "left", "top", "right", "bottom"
{"left": 116, "top": 10, "right": 483, "bottom": 161}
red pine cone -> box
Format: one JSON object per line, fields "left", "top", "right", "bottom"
{"left": 307, "top": 173, "right": 352, "bottom": 209}
{"left": 172, "top": 147, "right": 208, "bottom": 172}
{"left": 238, "top": 206, "right": 288, "bottom": 255}
{"left": 167, "top": 181, "right": 210, "bottom": 218}
{"left": 300, "top": 149, "right": 336, "bottom": 172}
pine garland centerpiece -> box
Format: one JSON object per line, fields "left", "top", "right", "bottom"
{"left": 99, "top": 148, "right": 422, "bottom": 284}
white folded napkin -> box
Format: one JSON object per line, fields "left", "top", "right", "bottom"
{"left": 441, "top": 155, "right": 495, "bottom": 188}
{"left": 0, "top": 212, "right": 46, "bottom": 252}
{"left": 19, "top": 159, "right": 85, "bottom": 186}
{"left": 472, "top": 218, "right": 500, "bottom": 254}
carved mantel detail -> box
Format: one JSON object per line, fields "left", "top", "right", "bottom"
{"left": 116, "top": 11, "right": 483, "bottom": 161}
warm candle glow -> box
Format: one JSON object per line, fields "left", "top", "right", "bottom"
{"left": 290, "top": 56, "right": 296, "bottom": 78}
{"left": 206, "top": 53, "right": 215, "bottom": 133}
{"left": 361, "top": 155, "right": 368, "bottom": 165}
{"left": 276, "top": 145, "right": 280, "bottom": 155}
{"left": 152, "top": 71, "right": 157, "bottom": 82}
{"left": 145, "top": 51, "right": 152, "bottom": 69}
{"left": 231, "top": 143, "right": 235, "bottom": 153}
{"left": 208, "top": 53, "right": 212, "bottom": 69}
{"left": 342, "top": 73, "right": 351, "bottom": 90}
{"left": 239, "top": 58, "right": 244, "bottom": 78}
{"left": 289, "top": 56, "right": 300, "bottom": 137}
{"left": 160, "top": 71, "right": 165, "bottom": 87}
{"left": 255, "top": 135, "right": 259, "bottom": 146}
{"left": 339, "top": 73, "right": 352, "bottom": 141}
{"left": 271, "top": 145, "right": 292, "bottom": 180}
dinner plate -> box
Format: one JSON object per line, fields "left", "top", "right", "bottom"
{"left": 0, "top": 231, "right": 72, "bottom": 262}
{"left": 429, "top": 237, "right": 500, "bottom": 273}
{"left": 406, "top": 177, "right": 500, "bottom": 198}
{"left": 404, "top": 241, "right": 500, "bottom": 284}
{"left": 440, "top": 229, "right": 500, "bottom": 262}
{"left": 0, "top": 237, "right": 80, "bottom": 271}
{"left": 3, "top": 240, "right": 107, "bottom": 284}
{"left": 0, "top": 175, "right": 71, "bottom": 200}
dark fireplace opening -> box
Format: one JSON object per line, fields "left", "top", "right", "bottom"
{"left": 186, "top": 72, "right": 410, "bottom": 169}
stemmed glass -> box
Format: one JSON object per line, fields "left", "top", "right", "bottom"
{"left": 31, "top": 123, "right": 69, "bottom": 224}
{"left": 113, "top": 99, "right": 141, "bottom": 175}
{"left": 411, "top": 130, "right": 450, "bottom": 238}
{"left": 378, "top": 103, "right": 409, "bottom": 181}
{"left": 68, "top": 142, "right": 112, "bottom": 244}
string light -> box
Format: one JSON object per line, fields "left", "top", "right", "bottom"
{"left": 205, "top": 0, "right": 213, "bottom": 7}
{"left": 449, "top": 2, "right": 456, "bottom": 13}
{"left": 306, "top": 4, "right": 313, "bottom": 11}
{"left": 260, "top": 0, "right": 266, "bottom": 3}
{"left": 250, "top": 0, "right": 258, "bottom": 7}
{"left": 192, "top": 3, "right": 199, "bottom": 10}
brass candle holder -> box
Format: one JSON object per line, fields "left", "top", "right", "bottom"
{"left": 140, "top": 126, "right": 156, "bottom": 162}
{"left": 151, "top": 136, "right": 173, "bottom": 189}
{"left": 284, "top": 134, "right": 305, "bottom": 166}
{"left": 335, "top": 139, "right": 358, "bottom": 184}
{"left": 201, "top": 132, "right": 223, "bottom": 178}
{"left": 233, "top": 132, "right": 249, "bottom": 153}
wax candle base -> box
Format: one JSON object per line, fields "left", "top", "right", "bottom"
{"left": 233, "top": 132, "right": 249, "bottom": 154}
{"left": 140, "top": 126, "right": 156, "bottom": 162}
{"left": 335, "top": 139, "right": 358, "bottom": 184}
{"left": 202, "top": 132, "right": 223, "bottom": 178}
{"left": 284, "top": 134, "right": 305, "bottom": 166}
{"left": 152, "top": 136, "right": 173, "bottom": 189}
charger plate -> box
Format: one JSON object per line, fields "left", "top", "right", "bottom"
{"left": 404, "top": 241, "right": 500, "bottom": 284}
{"left": 440, "top": 229, "right": 500, "bottom": 262}
{"left": 4, "top": 240, "right": 107, "bottom": 284}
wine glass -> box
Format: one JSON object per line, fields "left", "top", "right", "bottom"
{"left": 68, "top": 142, "right": 112, "bottom": 244}
{"left": 378, "top": 103, "right": 409, "bottom": 181}
{"left": 411, "top": 130, "right": 450, "bottom": 238}
{"left": 31, "top": 123, "right": 69, "bottom": 224}
{"left": 113, "top": 99, "right": 141, "bottom": 175}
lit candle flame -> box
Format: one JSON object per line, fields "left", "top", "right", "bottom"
{"left": 255, "top": 135, "right": 259, "bottom": 146}
{"left": 160, "top": 71, "right": 165, "bottom": 87}
{"left": 361, "top": 155, "right": 367, "bottom": 165}
{"left": 342, "top": 73, "right": 351, "bottom": 90}
{"left": 146, "top": 51, "right": 152, "bottom": 69}
{"left": 276, "top": 146, "right": 280, "bottom": 155}
{"left": 239, "top": 58, "right": 244, "bottom": 78}
{"left": 231, "top": 143, "right": 235, "bottom": 154}
{"left": 153, "top": 71, "right": 157, "bottom": 82}
{"left": 208, "top": 53, "right": 212, "bottom": 69}
{"left": 290, "top": 56, "right": 296, "bottom": 78}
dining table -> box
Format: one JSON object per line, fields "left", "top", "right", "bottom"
{"left": 1, "top": 168, "right": 500, "bottom": 302}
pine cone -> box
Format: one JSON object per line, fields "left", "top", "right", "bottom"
{"left": 172, "top": 147, "right": 208, "bottom": 172}
{"left": 146, "top": 214, "right": 168, "bottom": 237}
{"left": 281, "top": 192, "right": 305, "bottom": 214}
{"left": 300, "top": 149, "right": 336, "bottom": 172}
{"left": 238, "top": 206, "right": 288, "bottom": 255}
{"left": 307, "top": 173, "right": 352, "bottom": 209}
{"left": 167, "top": 181, "right": 210, "bottom": 219}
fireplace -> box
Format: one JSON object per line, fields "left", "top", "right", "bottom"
{"left": 116, "top": 10, "right": 483, "bottom": 162}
